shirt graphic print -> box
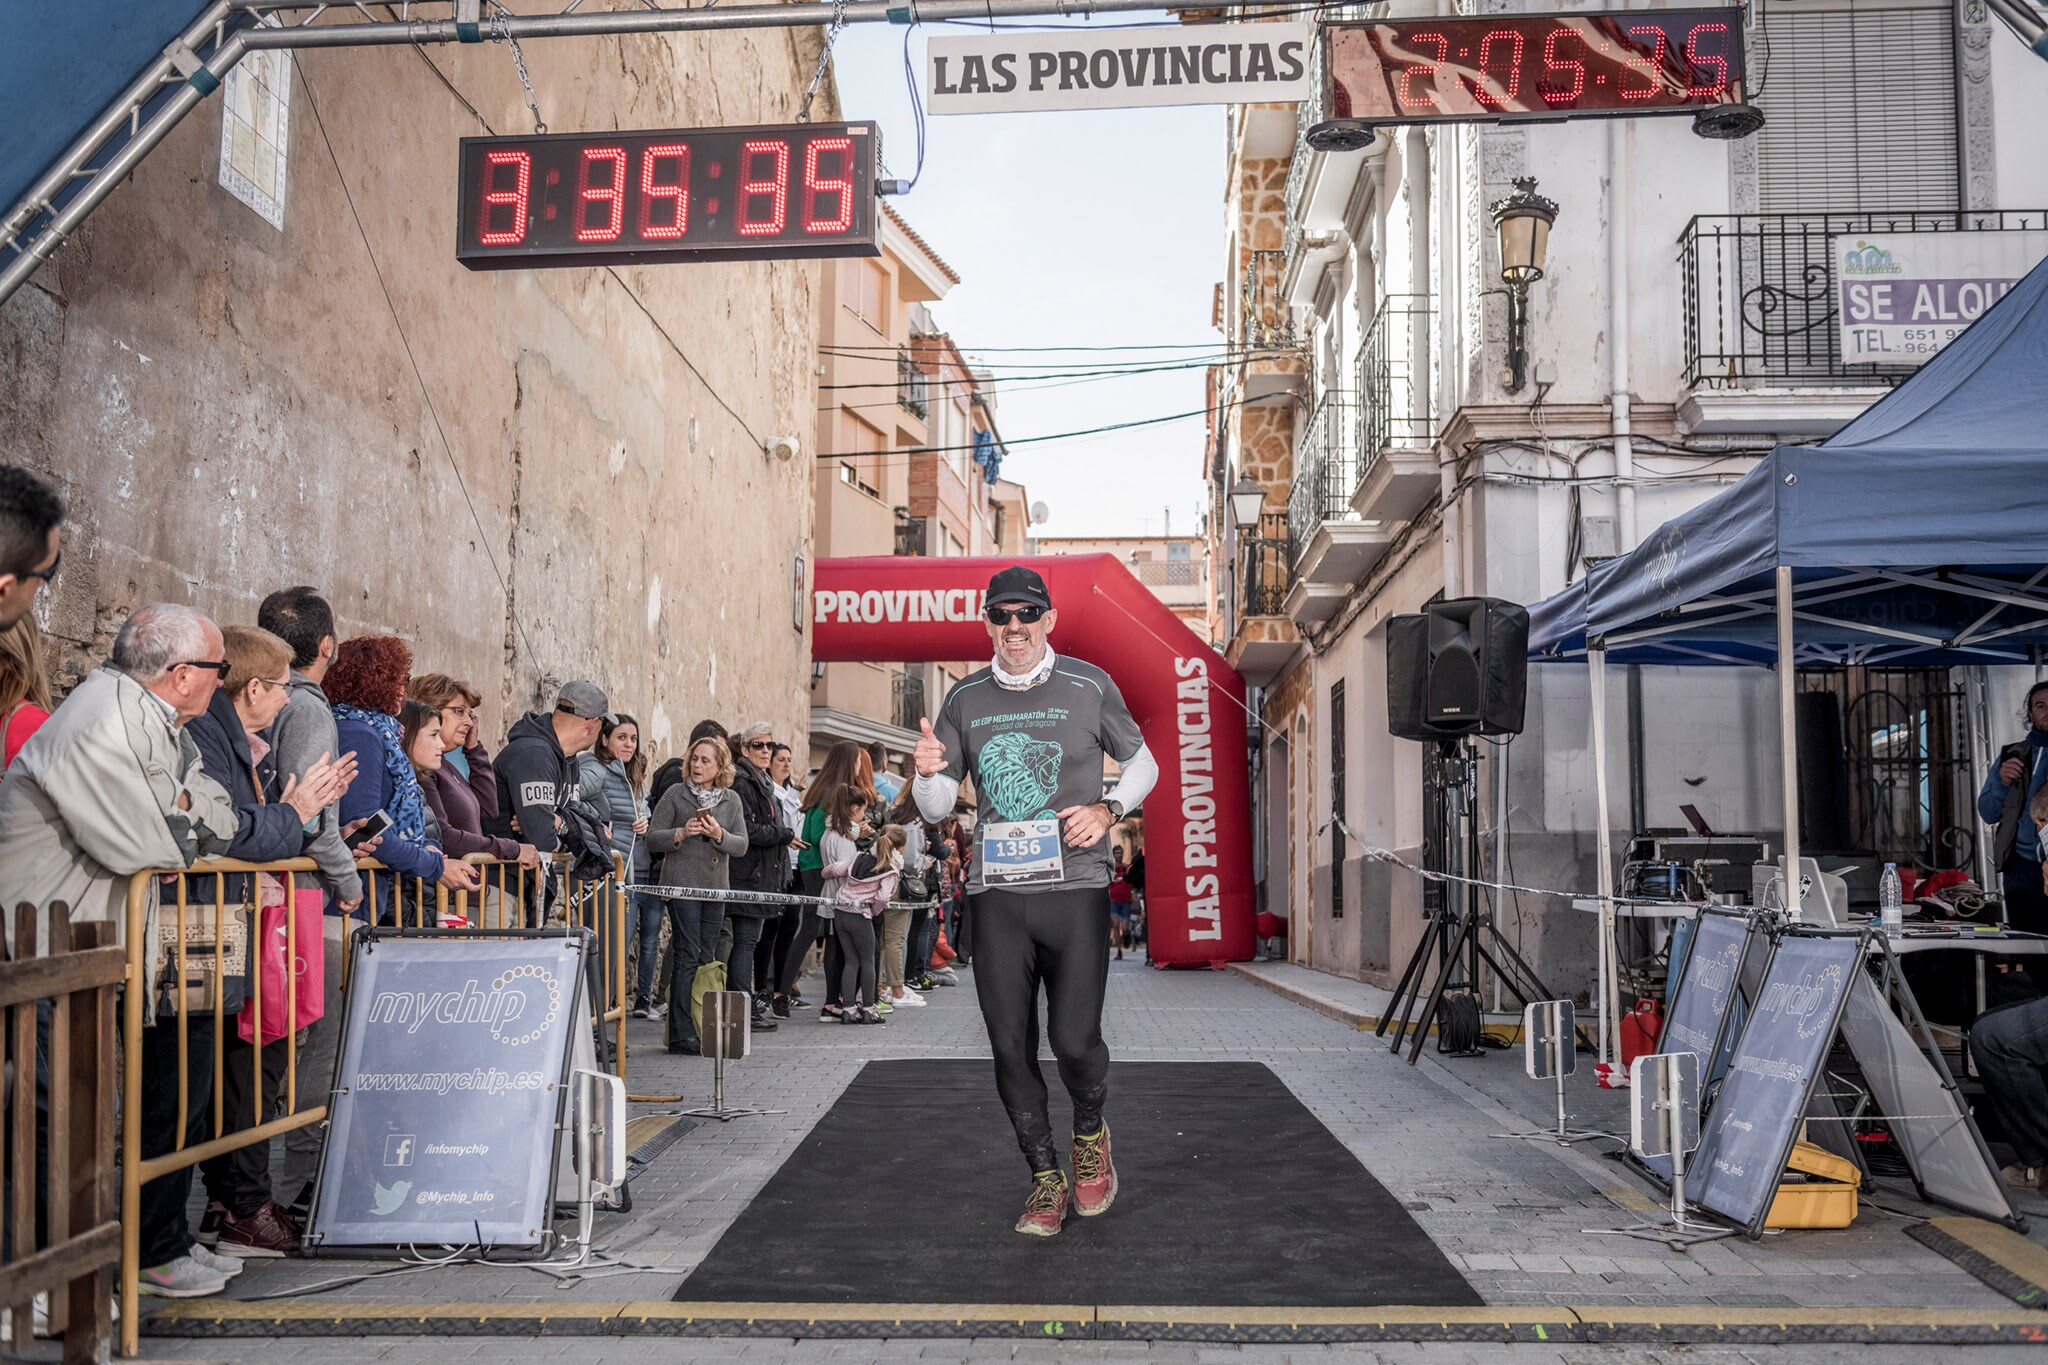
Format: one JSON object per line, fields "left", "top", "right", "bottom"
{"left": 931, "top": 657, "right": 1144, "bottom": 895}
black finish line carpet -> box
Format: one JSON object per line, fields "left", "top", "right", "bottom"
{"left": 676, "top": 1058, "right": 1480, "bottom": 1308}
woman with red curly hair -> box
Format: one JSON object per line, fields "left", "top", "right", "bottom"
{"left": 326, "top": 636, "right": 479, "bottom": 920}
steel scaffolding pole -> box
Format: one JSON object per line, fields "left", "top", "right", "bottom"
{"left": 0, "top": 0, "right": 1206, "bottom": 311}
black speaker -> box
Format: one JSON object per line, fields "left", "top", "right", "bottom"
{"left": 1388, "top": 597, "right": 1530, "bottom": 740}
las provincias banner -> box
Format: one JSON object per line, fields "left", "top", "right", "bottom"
{"left": 926, "top": 23, "right": 1313, "bottom": 115}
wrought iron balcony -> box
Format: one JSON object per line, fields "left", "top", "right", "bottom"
{"left": 892, "top": 667, "right": 927, "bottom": 732}
{"left": 1287, "top": 389, "right": 1360, "bottom": 561}
{"left": 1239, "top": 247, "right": 1295, "bottom": 350}
{"left": 897, "top": 348, "right": 929, "bottom": 418}
{"left": 1679, "top": 210, "right": 2048, "bottom": 388}
{"left": 1352, "top": 294, "right": 1439, "bottom": 523}
{"left": 1241, "top": 512, "right": 1292, "bottom": 618}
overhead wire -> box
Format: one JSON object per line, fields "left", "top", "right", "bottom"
{"left": 812, "top": 396, "right": 1243, "bottom": 460}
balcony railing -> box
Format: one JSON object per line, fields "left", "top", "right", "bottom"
{"left": 897, "top": 349, "right": 929, "bottom": 418}
{"left": 1130, "top": 558, "right": 1199, "bottom": 588}
{"left": 1358, "top": 293, "right": 1434, "bottom": 468}
{"left": 1242, "top": 512, "right": 1292, "bottom": 618}
{"left": 1240, "top": 248, "right": 1295, "bottom": 349}
{"left": 892, "top": 667, "right": 927, "bottom": 732}
{"left": 1679, "top": 210, "right": 2048, "bottom": 388}
{"left": 1287, "top": 389, "right": 1359, "bottom": 563}
{"left": 1281, "top": 3, "right": 1369, "bottom": 259}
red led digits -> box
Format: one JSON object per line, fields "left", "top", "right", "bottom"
{"left": 802, "top": 136, "right": 854, "bottom": 234}
{"left": 575, "top": 145, "right": 627, "bottom": 242}
{"left": 1618, "top": 24, "right": 1669, "bottom": 100}
{"left": 1683, "top": 22, "right": 1732, "bottom": 96}
{"left": 1539, "top": 27, "right": 1587, "bottom": 104}
{"left": 1398, "top": 31, "right": 1450, "bottom": 109}
{"left": 478, "top": 149, "right": 531, "bottom": 246}
{"left": 737, "top": 139, "right": 790, "bottom": 237}
{"left": 639, "top": 143, "right": 691, "bottom": 239}
{"left": 1471, "top": 28, "right": 1525, "bottom": 108}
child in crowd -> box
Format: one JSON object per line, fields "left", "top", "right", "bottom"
{"left": 822, "top": 790, "right": 901, "bottom": 1024}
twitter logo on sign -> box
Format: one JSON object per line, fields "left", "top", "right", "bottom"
{"left": 371, "top": 1179, "right": 412, "bottom": 1216}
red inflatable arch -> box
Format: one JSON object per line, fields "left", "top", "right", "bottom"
{"left": 812, "top": 555, "right": 1254, "bottom": 967}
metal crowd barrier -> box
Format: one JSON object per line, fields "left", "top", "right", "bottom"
{"left": 114, "top": 850, "right": 629, "bottom": 1356}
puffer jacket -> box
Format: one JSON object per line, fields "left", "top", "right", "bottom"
{"left": 577, "top": 754, "right": 647, "bottom": 878}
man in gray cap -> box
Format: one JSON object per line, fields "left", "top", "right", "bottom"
{"left": 488, "top": 679, "right": 611, "bottom": 860}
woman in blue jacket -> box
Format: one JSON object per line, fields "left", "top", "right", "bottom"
{"left": 325, "top": 635, "right": 479, "bottom": 923}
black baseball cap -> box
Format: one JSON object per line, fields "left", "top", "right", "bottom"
{"left": 986, "top": 565, "right": 1051, "bottom": 611}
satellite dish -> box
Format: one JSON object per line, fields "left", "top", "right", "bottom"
{"left": 1030, "top": 501, "right": 1050, "bottom": 524}
{"left": 1692, "top": 103, "right": 1765, "bottom": 140}
{"left": 1305, "top": 120, "right": 1377, "bottom": 153}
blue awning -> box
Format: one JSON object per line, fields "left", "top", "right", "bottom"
{"left": 1527, "top": 251, "right": 2048, "bottom": 667}
{"left": 1, "top": 4, "right": 236, "bottom": 267}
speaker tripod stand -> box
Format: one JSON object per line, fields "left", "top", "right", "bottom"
{"left": 1376, "top": 738, "right": 1575, "bottom": 1066}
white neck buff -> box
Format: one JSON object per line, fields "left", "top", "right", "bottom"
{"left": 991, "top": 646, "right": 1057, "bottom": 691}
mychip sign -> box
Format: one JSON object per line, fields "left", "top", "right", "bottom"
{"left": 304, "top": 934, "right": 588, "bottom": 1253}
{"left": 926, "top": 24, "right": 1314, "bottom": 114}
{"left": 1835, "top": 229, "right": 2048, "bottom": 366}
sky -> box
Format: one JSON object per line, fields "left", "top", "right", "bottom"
{"left": 831, "top": 18, "right": 1225, "bottom": 541}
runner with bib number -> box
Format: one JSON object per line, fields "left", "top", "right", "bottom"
{"left": 913, "top": 565, "right": 1158, "bottom": 1237}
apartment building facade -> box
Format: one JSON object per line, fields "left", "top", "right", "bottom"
{"left": 1038, "top": 533, "right": 1215, "bottom": 642}
{"left": 809, "top": 207, "right": 1025, "bottom": 773}
{"left": 1208, "top": 6, "right": 2048, "bottom": 995}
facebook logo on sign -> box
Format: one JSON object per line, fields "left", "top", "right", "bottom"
{"left": 384, "top": 1134, "right": 416, "bottom": 1167}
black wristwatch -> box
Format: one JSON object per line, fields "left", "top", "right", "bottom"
{"left": 1102, "top": 799, "right": 1124, "bottom": 823}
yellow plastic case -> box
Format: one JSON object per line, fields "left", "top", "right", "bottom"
{"left": 1763, "top": 1141, "right": 1860, "bottom": 1229}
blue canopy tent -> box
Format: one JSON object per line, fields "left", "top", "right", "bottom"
{"left": 1526, "top": 250, "right": 2048, "bottom": 1061}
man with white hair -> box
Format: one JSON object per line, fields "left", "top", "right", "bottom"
{"left": 0, "top": 603, "right": 242, "bottom": 1298}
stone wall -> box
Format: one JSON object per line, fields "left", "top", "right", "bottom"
{"left": 0, "top": 30, "right": 828, "bottom": 759}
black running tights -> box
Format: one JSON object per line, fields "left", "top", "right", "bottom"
{"left": 970, "top": 886, "right": 1112, "bottom": 1172}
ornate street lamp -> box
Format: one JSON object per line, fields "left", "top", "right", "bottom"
{"left": 1489, "top": 176, "right": 1559, "bottom": 395}
{"left": 1228, "top": 474, "right": 1268, "bottom": 534}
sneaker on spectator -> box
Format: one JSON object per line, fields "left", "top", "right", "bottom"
{"left": 139, "top": 1254, "right": 229, "bottom": 1298}
{"left": 821, "top": 1003, "right": 843, "bottom": 1020}
{"left": 771, "top": 993, "right": 791, "bottom": 1019}
{"left": 190, "top": 1244, "right": 245, "bottom": 1278}
{"left": 874, "top": 999, "right": 893, "bottom": 1015}
{"left": 630, "top": 999, "right": 650, "bottom": 1019}
{"left": 216, "top": 1200, "right": 302, "bottom": 1258}
{"left": 648, "top": 1001, "right": 668, "bottom": 1021}
{"left": 890, "top": 989, "right": 926, "bottom": 1008}
{"left": 198, "top": 1200, "right": 226, "bottom": 1247}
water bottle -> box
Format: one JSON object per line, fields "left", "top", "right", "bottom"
{"left": 1879, "top": 862, "right": 1903, "bottom": 933}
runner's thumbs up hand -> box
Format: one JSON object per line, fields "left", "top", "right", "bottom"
{"left": 914, "top": 717, "right": 947, "bottom": 778}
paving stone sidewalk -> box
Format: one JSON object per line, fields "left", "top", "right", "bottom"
{"left": 161, "top": 953, "right": 2037, "bottom": 1317}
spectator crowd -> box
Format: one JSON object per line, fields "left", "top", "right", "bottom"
{"left": 0, "top": 464, "right": 977, "bottom": 1308}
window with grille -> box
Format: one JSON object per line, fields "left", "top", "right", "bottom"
{"left": 1330, "top": 680, "right": 1346, "bottom": 919}
{"left": 1755, "top": 2, "right": 1959, "bottom": 213}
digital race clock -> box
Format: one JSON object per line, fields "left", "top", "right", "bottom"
{"left": 1324, "top": 9, "right": 1744, "bottom": 125}
{"left": 455, "top": 121, "right": 880, "bottom": 270}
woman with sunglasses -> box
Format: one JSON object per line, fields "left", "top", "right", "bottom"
{"left": 725, "top": 722, "right": 794, "bottom": 1033}
{"left": 912, "top": 565, "right": 1157, "bottom": 1238}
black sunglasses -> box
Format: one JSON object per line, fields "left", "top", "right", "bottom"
{"left": 175, "top": 659, "right": 230, "bottom": 675}
{"left": 985, "top": 604, "right": 1046, "bottom": 626}
{"left": 15, "top": 550, "right": 58, "bottom": 585}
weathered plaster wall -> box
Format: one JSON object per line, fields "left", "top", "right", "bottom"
{"left": 0, "top": 29, "right": 828, "bottom": 758}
